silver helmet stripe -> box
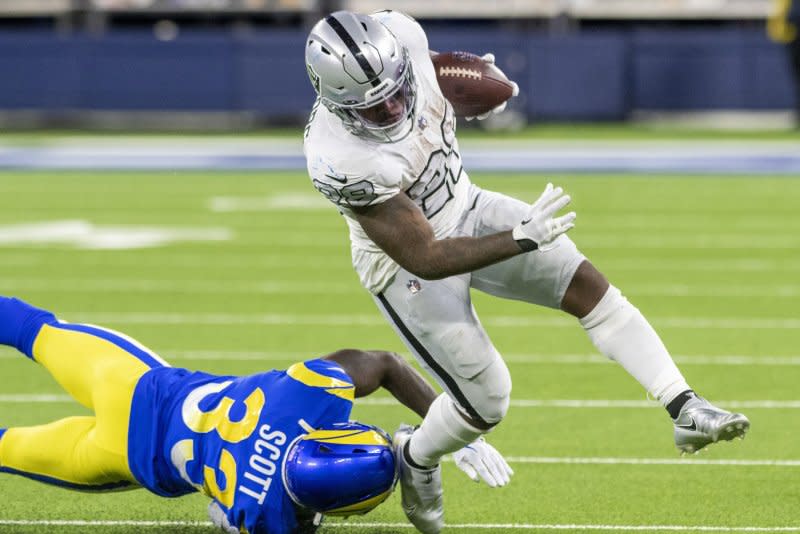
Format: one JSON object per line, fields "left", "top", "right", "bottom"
{"left": 325, "top": 15, "right": 382, "bottom": 88}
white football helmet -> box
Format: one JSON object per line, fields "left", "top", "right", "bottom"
{"left": 305, "top": 11, "right": 417, "bottom": 142}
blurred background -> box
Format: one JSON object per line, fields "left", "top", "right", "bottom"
{"left": 0, "top": 0, "right": 798, "bottom": 131}
{"left": 2, "top": 4, "right": 800, "bottom": 531}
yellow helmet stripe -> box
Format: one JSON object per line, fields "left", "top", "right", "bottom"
{"left": 306, "top": 428, "right": 389, "bottom": 446}
{"left": 324, "top": 486, "right": 395, "bottom": 516}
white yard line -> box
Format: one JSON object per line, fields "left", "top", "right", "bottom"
{"left": 1, "top": 394, "right": 798, "bottom": 410}
{"left": 3, "top": 279, "right": 800, "bottom": 298}
{"left": 356, "top": 398, "right": 800, "bottom": 409}
{"left": 0, "top": 252, "right": 348, "bottom": 269}
{"left": 33, "top": 312, "right": 800, "bottom": 330}
{"left": 0, "top": 520, "right": 799, "bottom": 531}
{"left": 160, "top": 351, "right": 800, "bottom": 367}
{"left": 0, "top": 520, "right": 209, "bottom": 528}
{"left": 0, "top": 394, "right": 73, "bottom": 402}
{"left": 0, "top": 253, "right": 796, "bottom": 273}
{"left": 3, "top": 231, "right": 797, "bottom": 250}
{"left": 500, "top": 457, "right": 800, "bottom": 467}
{"left": 0, "top": 279, "right": 355, "bottom": 295}
{"left": 3, "top": 350, "right": 800, "bottom": 367}
{"left": 163, "top": 233, "right": 800, "bottom": 250}
{"left": 597, "top": 258, "right": 800, "bottom": 272}
{"left": 500, "top": 354, "right": 800, "bottom": 366}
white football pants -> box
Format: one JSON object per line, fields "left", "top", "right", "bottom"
{"left": 373, "top": 185, "right": 585, "bottom": 426}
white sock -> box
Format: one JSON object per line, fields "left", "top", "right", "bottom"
{"left": 408, "top": 393, "right": 483, "bottom": 467}
{"left": 580, "top": 285, "right": 690, "bottom": 406}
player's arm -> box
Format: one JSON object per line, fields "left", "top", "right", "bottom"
{"left": 353, "top": 193, "right": 517, "bottom": 279}
{"left": 323, "top": 349, "right": 435, "bottom": 418}
{"left": 352, "top": 183, "right": 575, "bottom": 280}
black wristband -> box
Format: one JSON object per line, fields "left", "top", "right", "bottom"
{"left": 515, "top": 237, "right": 538, "bottom": 252}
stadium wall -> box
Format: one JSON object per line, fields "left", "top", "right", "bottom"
{"left": 0, "top": 26, "right": 793, "bottom": 124}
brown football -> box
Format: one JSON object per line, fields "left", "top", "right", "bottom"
{"left": 432, "top": 51, "right": 515, "bottom": 118}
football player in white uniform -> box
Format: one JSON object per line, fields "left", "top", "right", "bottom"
{"left": 303, "top": 10, "right": 750, "bottom": 534}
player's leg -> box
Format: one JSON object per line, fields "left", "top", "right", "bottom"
{"left": 562, "top": 260, "right": 693, "bottom": 408}
{"left": 0, "top": 295, "right": 168, "bottom": 410}
{"left": 0, "top": 417, "right": 136, "bottom": 490}
{"left": 467, "top": 187, "right": 748, "bottom": 452}
{"left": 0, "top": 295, "right": 169, "bottom": 484}
{"left": 0, "top": 296, "right": 54, "bottom": 361}
{"left": 375, "top": 270, "right": 511, "bottom": 533}
{"left": 376, "top": 271, "right": 511, "bottom": 456}
{"left": 562, "top": 260, "right": 749, "bottom": 452}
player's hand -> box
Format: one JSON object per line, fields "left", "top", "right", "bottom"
{"left": 453, "top": 436, "right": 514, "bottom": 487}
{"left": 465, "top": 53, "right": 520, "bottom": 121}
{"left": 512, "top": 183, "right": 576, "bottom": 252}
{"left": 208, "top": 500, "right": 238, "bottom": 534}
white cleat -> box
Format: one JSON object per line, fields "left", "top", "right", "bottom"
{"left": 673, "top": 395, "right": 750, "bottom": 454}
{"left": 393, "top": 424, "right": 444, "bottom": 534}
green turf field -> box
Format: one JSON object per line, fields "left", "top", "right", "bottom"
{"left": 0, "top": 168, "right": 798, "bottom": 533}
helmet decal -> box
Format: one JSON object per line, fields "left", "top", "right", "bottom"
{"left": 325, "top": 15, "right": 382, "bottom": 88}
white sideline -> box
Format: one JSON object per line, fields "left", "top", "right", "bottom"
{"left": 1, "top": 520, "right": 799, "bottom": 531}
{"left": 2, "top": 394, "right": 799, "bottom": 410}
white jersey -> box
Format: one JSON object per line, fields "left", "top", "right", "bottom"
{"left": 303, "top": 11, "right": 472, "bottom": 294}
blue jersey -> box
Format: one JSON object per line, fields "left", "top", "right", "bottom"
{"left": 127, "top": 358, "right": 355, "bottom": 534}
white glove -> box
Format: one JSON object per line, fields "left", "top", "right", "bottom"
{"left": 465, "top": 53, "right": 520, "bottom": 121}
{"left": 453, "top": 436, "right": 514, "bottom": 487}
{"left": 208, "top": 500, "right": 238, "bottom": 534}
{"left": 512, "top": 183, "right": 576, "bottom": 252}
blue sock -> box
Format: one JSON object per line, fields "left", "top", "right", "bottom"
{"left": 0, "top": 428, "right": 6, "bottom": 442}
{"left": 0, "top": 297, "right": 56, "bottom": 360}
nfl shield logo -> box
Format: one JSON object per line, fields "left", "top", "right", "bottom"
{"left": 407, "top": 279, "right": 421, "bottom": 294}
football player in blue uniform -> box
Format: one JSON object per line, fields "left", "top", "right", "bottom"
{"left": 0, "top": 296, "right": 512, "bottom": 534}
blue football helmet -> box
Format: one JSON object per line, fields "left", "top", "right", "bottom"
{"left": 282, "top": 421, "right": 398, "bottom": 516}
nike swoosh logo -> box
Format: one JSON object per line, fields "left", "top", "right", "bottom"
{"left": 325, "top": 173, "right": 347, "bottom": 184}
{"left": 676, "top": 416, "right": 697, "bottom": 431}
{"left": 520, "top": 218, "right": 531, "bottom": 225}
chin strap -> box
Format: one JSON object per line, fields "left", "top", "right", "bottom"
{"left": 294, "top": 507, "right": 325, "bottom": 533}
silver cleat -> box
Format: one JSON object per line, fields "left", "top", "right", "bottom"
{"left": 393, "top": 424, "right": 444, "bottom": 534}
{"left": 673, "top": 395, "right": 750, "bottom": 454}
